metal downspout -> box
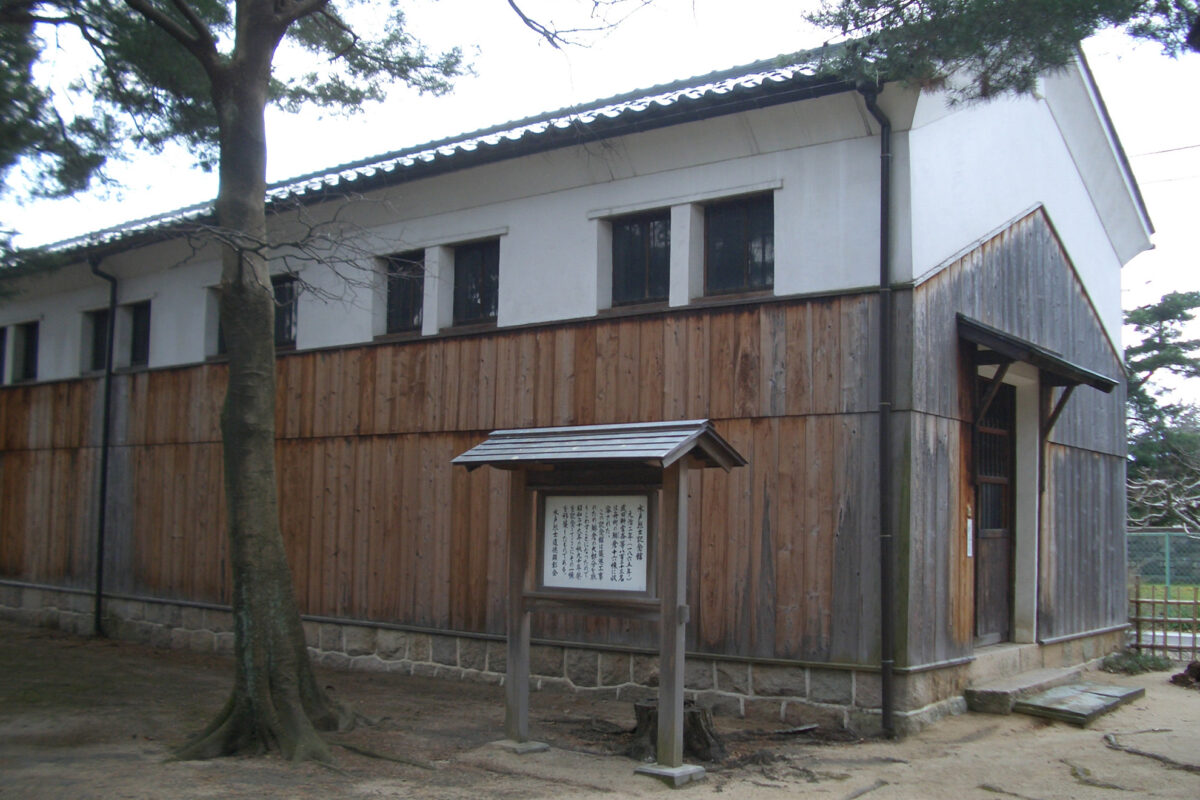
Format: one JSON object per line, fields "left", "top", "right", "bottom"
{"left": 860, "top": 86, "right": 895, "bottom": 737}
{"left": 88, "top": 256, "right": 117, "bottom": 638}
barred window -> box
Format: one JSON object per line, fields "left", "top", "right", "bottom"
{"left": 611, "top": 210, "right": 670, "bottom": 307}
{"left": 87, "top": 309, "right": 111, "bottom": 372}
{"left": 14, "top": 321, "right": 38, "bottom": 382}
{"left": 453, "top": 239, "right": 499, "bottom": 326}
{"left": 271, "top": 275, "right": 298, "bottom": 349}
{"left": 384, "top": 250, "right": 424, "bottom": 334}
{"left": 705, "top": 194, "right": 774, "bottom": 296}
{"left": 129, "top": 301, "right": 151, "bottom": 367}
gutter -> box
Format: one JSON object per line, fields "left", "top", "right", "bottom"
{"left": 88, "top": 256, "right": 117, "bottom": 638}
{"left": 860, "top": 85, "right": 896, "bottom": 737}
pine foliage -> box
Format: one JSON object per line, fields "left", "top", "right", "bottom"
{"left": 807, "top": 0, "right": 1199, "bottom": 99}
{"left": 1125, "top": 292, "right": 1200, "bottom": 528}
{"left": 0, "top": 1, "right": 462, "bottom": 198}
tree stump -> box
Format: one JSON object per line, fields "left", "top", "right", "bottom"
{"left": 627, "top": 699, "right": 726, "bottom": 762}
{"left": 1169, "top": 660, "right": 1200, "bottom": 689}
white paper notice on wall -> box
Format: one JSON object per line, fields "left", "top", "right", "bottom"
{"left": 967, "top": 517, "right": 974, "bottom": 559}
{"left": 542, "top": 494, "right": 648, "bottom": 592}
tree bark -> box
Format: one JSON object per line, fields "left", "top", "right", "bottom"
{"left": 176, "top": 5, "right": 349, "bottom": 761}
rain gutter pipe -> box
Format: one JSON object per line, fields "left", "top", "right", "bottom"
{"left": 860, "top": 85, "right": 896, "bottom": 737}
{"left": 89, "top": 255, "right": 117, "bottom": 638}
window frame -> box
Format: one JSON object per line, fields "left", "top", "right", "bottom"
{"left": 13, "top": 321, "right": 38, "bottom": 383}
{"left": 452, "top": 238, "right": 500, "bottom": 327}
{"left": 610, "top": 209, "right": 671, "bottom": 308}
{"left": 271, "top": 274, "right": 298, "bottom": 350}
{"left": 703, "top": 192, "right": 774, "bottom": 297}
{"left": 383, "top": 249, "right": 425, "bottom": 335}
{"left": 128, "top": 300, "right": 151, "bottom": 368}
{"left": 85, "top": 308, "right": 112, "bottom": 373}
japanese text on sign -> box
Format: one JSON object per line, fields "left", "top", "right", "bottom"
{"left": 543, "top": 495, "right": 648, "bottom": 592}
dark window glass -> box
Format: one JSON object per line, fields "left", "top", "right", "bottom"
{"left": 612, "top": 211, "right": 670, "bottom": 306}
{"left": 16, "top": 321, "right": 38, "bottom": 381}
{"left": 0, "top": 327, "right": 6, "bottom": 382}
{"left": 453, "top": 239, "right": 499, "bottom": 326}
{"left": 705, "top": 194, "right": 774, "bottom": 296}
{"left": 129, "top": 301, "right": 151, "bottom": 367}
{"left": 271, "top": 275, "right": 298, "bottom": 348}
{"left": 89, "top": 309, "right": 111, "bottom": 372}
{"left": 385, "top": 250, "right": 424, "bottom": 334}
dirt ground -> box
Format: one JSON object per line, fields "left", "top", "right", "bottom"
{"left": 1, "top": 620, "right": 1198, "bottom": 799}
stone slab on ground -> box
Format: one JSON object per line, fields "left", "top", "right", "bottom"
{"left": 1012, "top": 682, "right": 1146, "bottom": 727}
{"left": 964, "top": 666, "right": 1082, "bottom": 714}
{"left": 633, "top": 763, "right": 706, "bottom": 788}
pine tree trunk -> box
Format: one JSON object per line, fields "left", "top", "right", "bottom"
{"left": 176, "top": 21, "right": 350, "bottom": 761}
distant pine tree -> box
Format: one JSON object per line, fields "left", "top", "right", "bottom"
{"left": 1124, "top": 292, "right": 1200, "bottom": 527}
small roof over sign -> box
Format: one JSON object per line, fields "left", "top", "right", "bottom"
{"left": 451, "top": 420, "right": 747, "bottom": 472}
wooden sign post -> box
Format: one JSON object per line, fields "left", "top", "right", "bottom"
{"left": 452, "top": 421, "right": 746, "bottom": 787}
{"left": 637, "top": 459, "right": 697, "bottom": 783}
{"left": 503, "top": 469, "right": 542, "bottom": 750}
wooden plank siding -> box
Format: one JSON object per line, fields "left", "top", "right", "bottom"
{"left": 904, "top": 208, "right": 1127, "bottom": 663}
{"left": 0, "top": 295, "right": 887, "bottom": 665}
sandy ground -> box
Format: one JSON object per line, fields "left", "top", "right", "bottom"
{"left": 1, "top": 619, "right": 1198, "bottom": 799}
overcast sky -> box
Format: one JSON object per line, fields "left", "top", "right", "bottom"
{"left": 2, "top": 1, "right": 1197, "bottom": 325}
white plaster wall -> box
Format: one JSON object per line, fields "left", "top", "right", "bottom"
{"left": 907, "top": 68, "right": 1149, "bottom": 346}
{"left": 0, "top": 268, "right": 112, "bottom": 382}
{"left": 117, "top": 259, "right": 220, "bottom": 367}
{"left": 0, "top": 248, "right": 221, "bottom": 380}
{"left": 314, "top": 97, "right": 894, "bottom": 331}
{"left": 1040, "top": 63, "right": 1152, "bottom": 267}
{"left": 292, "top": 257, "right": 377, "bottom": 351}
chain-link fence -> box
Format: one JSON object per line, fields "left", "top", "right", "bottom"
{"left": 1128, "top": 528, "right": 1200, "bottom": 660}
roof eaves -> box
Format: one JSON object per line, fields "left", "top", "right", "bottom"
{"left": 25, "top": 48, "right": 856, "bottom": 265}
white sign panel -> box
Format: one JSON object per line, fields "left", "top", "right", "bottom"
{"left": 543, "top": 494, "right": 648, "bottom": 592}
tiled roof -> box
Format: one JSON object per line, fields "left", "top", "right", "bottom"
{"left": 41, "top": 47, "right": 851, "bottom": 258}
{"left": 451, "top": 420, "right": 748, "bottom": 471}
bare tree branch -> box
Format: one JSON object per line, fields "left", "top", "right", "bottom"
{"left": 506, "top": 0, "right": 655, "bottom": 48}
{"left": 507, "top": 0, "right": 566, "bottom": 48}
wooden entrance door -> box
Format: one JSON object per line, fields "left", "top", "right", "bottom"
{"left": 975, "top": 380, "right": 1016, "bottom": 645}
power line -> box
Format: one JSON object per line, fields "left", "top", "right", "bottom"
{"left": 1132, "top": 143, "right": 1200, "bottom": 158}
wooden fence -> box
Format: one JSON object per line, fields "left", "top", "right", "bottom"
{"left": 1130, "top": 576, "right": 1200, "bottom": 662}
{"left": 0, "top": 296, "right": 885, "bottom": 667}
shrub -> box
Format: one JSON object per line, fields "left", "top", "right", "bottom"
{"left": 1100, "top": 650, "right": 1173, "bottom": 675}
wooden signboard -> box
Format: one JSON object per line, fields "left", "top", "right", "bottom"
{"left": 539, "top": 493, "right": 652, "bottom": 595}
{"left": 451, "top": 420, "right": 746, "bottom": 788}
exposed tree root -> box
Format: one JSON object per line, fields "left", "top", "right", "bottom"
{"left": 176, "top": 690, "right": 335, "bottom": 763}
{"left": 979, "top": 784, "right": 1045, "bottom": 800}
{"left": 1102, "top": 733, "right": 1200, "bottom": 773}
{"left": 843, "top": 778, "right": 888, "bottom": 799}
{"left": 465, "top": 761, "right": 615, "bottom": 793}
{"left": 1061, "top": 759, "right": 1128, "bottom": 790}
{"left": 330, "top": 740, "right": 437, "bottom": 770}
{"left": 176, "top": 651, "right": 354, "bottom": 764}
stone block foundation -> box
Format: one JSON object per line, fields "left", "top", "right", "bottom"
{"left": 0, "top": 582, "right": 1124, "bottom": 737}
